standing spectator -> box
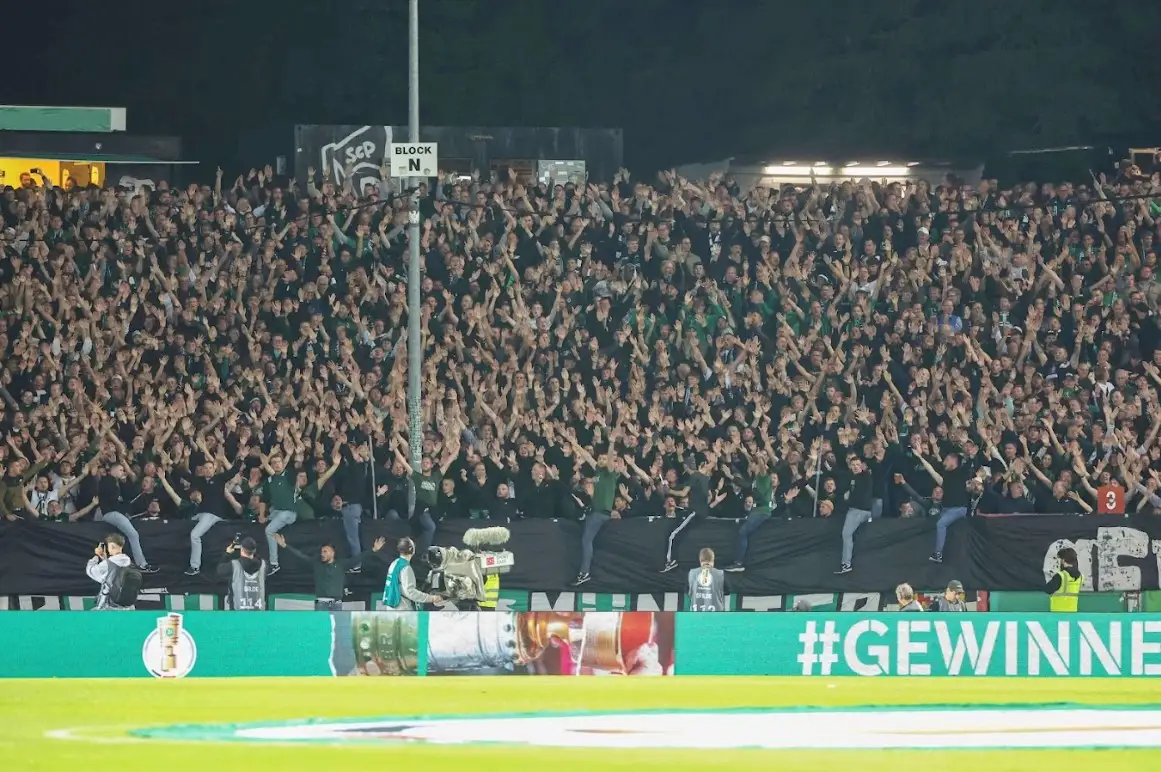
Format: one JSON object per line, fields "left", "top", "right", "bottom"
{"left": 258, "top": 454, "right": 300, "bottom": 575}
{"left": 185, "top": 462, "right": 235, "bottom": 576}
{"left": 661, "top": 454, "right": 725, "bottom": 572}
{"left": 836, "top": 455, "right": 874, "bottom": 574}
{"left": 274, "top": 533, "right": 387, "bottom": 610}
{"left": 98, "top": 462, "right": 156, "bottom": 573}
{"left": 568, "top": 438, "right": 623, "bottom": 585}
{"left": 335, "top": 443, "right": 374, "bottom": 572}
{"left": 913, "top": 450, "right": 975, "bottom": 563}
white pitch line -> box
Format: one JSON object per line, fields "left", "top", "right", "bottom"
{"left": 45, "top": 727, "right": 149, "bottom": 745}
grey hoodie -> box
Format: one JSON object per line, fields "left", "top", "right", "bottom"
{"left": 86, "top": 553, "right": 135, "bottom": 610}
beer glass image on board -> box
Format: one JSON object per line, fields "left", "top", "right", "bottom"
{"left": 426, "top": 611, "right": 674, "bottom": 676}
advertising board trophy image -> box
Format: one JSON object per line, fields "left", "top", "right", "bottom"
{"left": 425, "top": 610, "right": 670, "bottom": 675}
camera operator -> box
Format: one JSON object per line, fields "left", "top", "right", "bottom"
{"left": 85, "top": 533, "right": 140, "bottom": 610}
{"left": 382, "top": 537, "right": 443, "bottom": 610}
{"left": 274, "top": 534, "right": 387, "bottom": 610}
{"left": 217, "top": 536, "right": 267, "bottom": 610}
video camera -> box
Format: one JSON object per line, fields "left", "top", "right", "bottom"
{"left": 426, "top": 527, "right": 514, "bottom": 605}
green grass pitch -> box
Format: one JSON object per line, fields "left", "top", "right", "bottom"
{"left": 1, "top": 677, "right": 1157, "bottom": 771}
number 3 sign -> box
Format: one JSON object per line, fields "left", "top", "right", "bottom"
{"left": 1096, "top": 484, "right": 1125, "bottom": 515}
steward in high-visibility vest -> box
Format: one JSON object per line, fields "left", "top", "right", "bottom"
{"left": 1046, "top": 547, "right": 1083, "bottom": 613}
{"left": 479, "top": 573, "right": 500, "bottom": 609}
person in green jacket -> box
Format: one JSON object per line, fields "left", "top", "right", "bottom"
{"left": 274, "top": 533, "right": 387, "bottom": 610}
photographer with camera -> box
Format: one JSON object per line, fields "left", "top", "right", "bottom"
{"left": 217, "top": 535, "right": 267, "bottom": 610}
{"left": 274, "top": 534, "right": 387, "bottom": 610}
{"left": 382, "top": 537, "right": 443, "bottom": 611}
{"left": 85, "top": 533, "right": 141, "bottom": 610}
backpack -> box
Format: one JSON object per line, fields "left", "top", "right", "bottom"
{"left": 106, "top": 561, "right": 143, "bottom": 607}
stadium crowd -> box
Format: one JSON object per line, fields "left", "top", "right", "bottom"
{"left": 1, "top": 158, "right": 1160, "bottom": 585}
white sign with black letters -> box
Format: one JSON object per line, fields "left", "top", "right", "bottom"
{"left": 390, "top": 142, "right": 438, "bottom": 178}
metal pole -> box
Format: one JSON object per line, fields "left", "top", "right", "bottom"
{"left": 407, "top": 0, "right": 422, "bottom": 477}
{"left": 811, "top": 456, "right": 822, "bottom": 520}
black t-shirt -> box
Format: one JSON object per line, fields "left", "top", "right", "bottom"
{"left": 686, "top": 472, "right": 711, "bottom": 513}
{"left": 197, "top": 473, "right": 229, "bottom": 517}
{"left": 942, "top": 465, "right": 972, "bottom": 507}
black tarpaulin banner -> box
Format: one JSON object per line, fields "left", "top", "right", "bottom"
{"left": 0, "top": 515, "right": 1158, "bottom": 597}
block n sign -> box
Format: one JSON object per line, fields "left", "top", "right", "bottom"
{"left": 390, "top": 142, "right": 438, "bottom": 178}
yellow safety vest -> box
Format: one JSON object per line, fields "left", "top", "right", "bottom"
{"left": 480, "top": 574, "right": 500, "bottom": 609}
{"left": 1049, "top": 570, "right": 1082, "bottom": 613}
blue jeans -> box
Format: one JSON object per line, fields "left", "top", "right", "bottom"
{"left": 734, "top": 511, "right": 771, "bottom": 565}
{"left": 189, "top": 512, "right": 222, "bottom": 570}
{"left": 96, "top": 510, "right": 147, "bottom": 567}
{"left": 934, "top": 506, "right": 969, "bottom": 553}
{"left": 665, "top": 510, "right": 698, "bottom": 563}
{"left": 841, "top": 508, "right": 873, "bottom": 566}
{"left": 265, "top": 509, "right": 297, "bottom": 566}
{"left": 341, "top": 503, "right": 363, "bottom": 562}
{"left": 383, "top": 507, "right": 436, "bottom": 557}
{"left": 579, "top": 511, "right": 611, "bottom": 574}
{"left": 871, "top": 498, "right": 884, "bottom": 519}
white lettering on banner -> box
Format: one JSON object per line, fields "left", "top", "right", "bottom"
{"left": 798, "top": 620, "right": 841, "bottom": 675}
{"left": 1042, "top": 527, "right": 1160, "bottom": 592}
{"left": 740, "top": 596, "right": 783, "bottom": 612}
{"left": 1005, "top": 621, "right": 1020, "bottom": 675}
{"left": 635, "top": 593, "right": 680, "bottom": 611}
{"left": 529, "top": 592, "right": 575, "bottom": 611}
{"left": 794, "top": 594, "right": 835, "bottom": 612}
{"left": 844, "top": 619, "right": 889, "bottom": 676}
{"left": 1131, "top": 621, "right": 1161, "bottom": 676}
{"left": 935, "top": 620, "right": 999, "bottom": 675}
{"left": 897, "top": 620, "right": 931, "bottom": 676}
{"left": 839, "top": 592, "right": 881, "bottom": 611}
{"left": 1026, "top": 621, "right": 1070, "bottom": 676}
{"left": 1079, "top": 621, "right": 1122, "bottom": 675}
{"left": 1097, "top": 527, "right": 1148, "bottom": 591}
{"left": 1043, "top": 537, "right": 1096, "bottom": 591}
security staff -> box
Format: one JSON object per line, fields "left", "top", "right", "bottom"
{"left": 687, "top": 547, "right": 726, "bottom": 611}
{"left": 480, "top": 573, "right": 500, "bottom": 610}
{"left": 217, "top": 537, "right": 267, "bottom": 610}
{"left": 1045, "top": 547, "right": 1083, "bottom": 613}
{"left": 931, "top": 579, "right": 968, "bottom": 611}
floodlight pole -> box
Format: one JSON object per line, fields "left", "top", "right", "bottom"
{"left": 406, "top": 0, "right": 422, "bottom": 473}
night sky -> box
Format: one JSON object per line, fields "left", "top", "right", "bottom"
{"left": 4, "top": 0, "right": 1161, "bottom": 173}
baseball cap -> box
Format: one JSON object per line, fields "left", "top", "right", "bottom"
{"left": 946, "top": 579, "right": 964, "bottom": 593}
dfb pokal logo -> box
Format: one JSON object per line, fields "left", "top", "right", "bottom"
{"left": 142, "top": 613, "right": 197, "bottom": 678}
